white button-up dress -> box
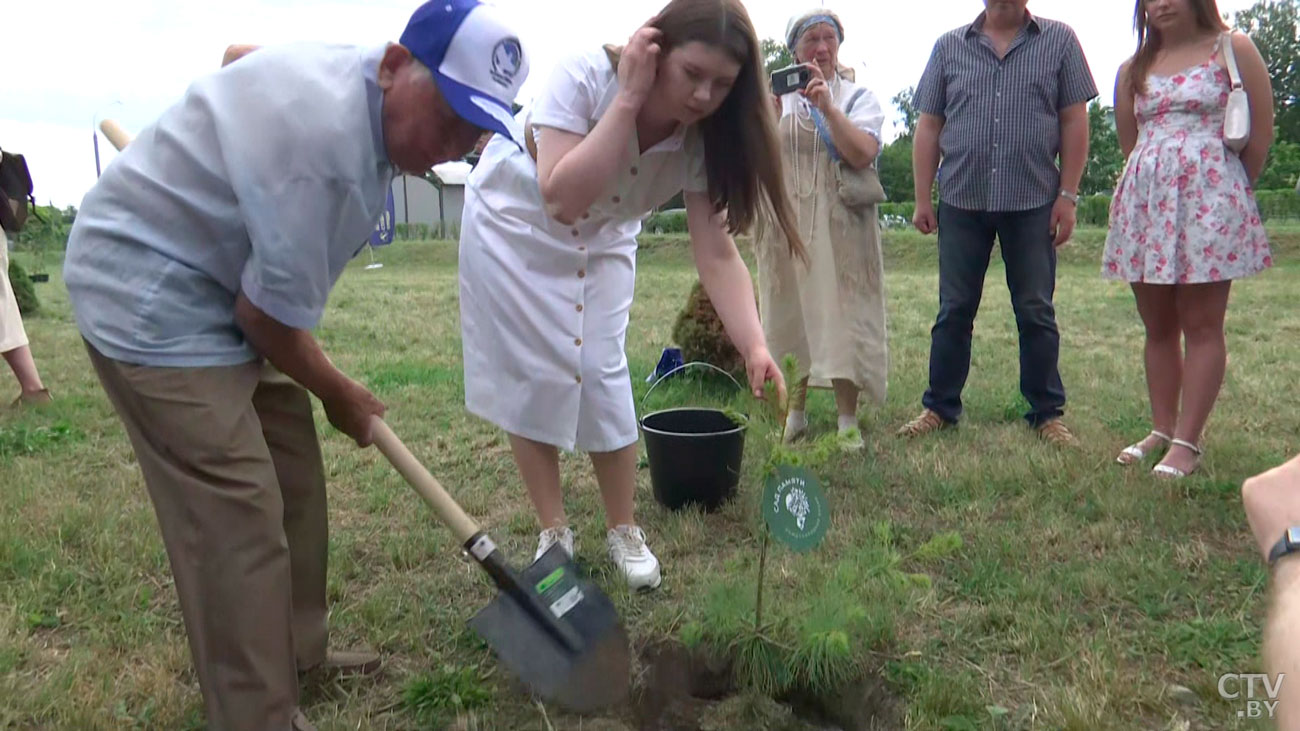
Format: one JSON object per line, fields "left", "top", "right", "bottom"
{"left": 460, "top": 48, "right": 708, "bottom": 453}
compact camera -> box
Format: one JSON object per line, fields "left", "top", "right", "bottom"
{"left": 770, "top": 64, "right": 812, "bottom": 96}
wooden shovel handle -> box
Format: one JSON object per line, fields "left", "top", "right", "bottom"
{"left": 370, "top": 418, "right": 480, "bottom": 544}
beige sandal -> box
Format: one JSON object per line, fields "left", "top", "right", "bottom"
{"left": 1116, "top": 430, "right": 1171, "bottom": 466}
{"left": 8, "top": 388, "right": 52, "bottom": 410}
{"left": 1152, "top": 439, "right": 1202, "bottom": 479}
{"left": 897, "top": 409, "right": 948, "bottom": 438}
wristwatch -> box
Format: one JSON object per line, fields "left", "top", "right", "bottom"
{"left": 1268, "top": 526, "right": 1300, "bottom": 565}
{"left": 1058, "top": 189, "right": 1079, "bottom": 205}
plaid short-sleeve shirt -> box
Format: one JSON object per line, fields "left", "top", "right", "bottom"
{"left": 915, "top": 12, "right": 1098, "bottom": 212}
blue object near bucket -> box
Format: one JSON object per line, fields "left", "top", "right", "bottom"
{"left": 639, "top": 362, "right": 747, "bottom": 512}
{"left": 645, "top": 347, "right": 684, "bottom": 383}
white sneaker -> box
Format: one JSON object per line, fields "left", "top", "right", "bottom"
{"left": 535, "top": 526, "right": 575, "bottom": 561}
{"left": 607, "top": 525, "right": 662, "bottom": 591}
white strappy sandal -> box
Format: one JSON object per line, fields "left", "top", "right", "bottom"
{"left": 1116, "top": 430, "right": 1172, "bottom": 466}
{"left": 1152, "top": 439, "right": 1203, "bottom": 479}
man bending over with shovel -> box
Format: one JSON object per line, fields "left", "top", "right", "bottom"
{"left": 62, "top": 2, "right": 527, "bottom": 728}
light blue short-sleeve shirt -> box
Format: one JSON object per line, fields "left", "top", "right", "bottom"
{"left": 64, "top": 42, "right": 395, "bottom": 367}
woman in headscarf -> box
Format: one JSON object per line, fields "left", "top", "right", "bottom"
{"left": 756, "top": 9, "right": 887, "bottom": 450}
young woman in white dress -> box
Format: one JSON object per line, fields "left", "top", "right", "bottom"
{"left": 459, "top": 0, "right": 804, "bottom": 591}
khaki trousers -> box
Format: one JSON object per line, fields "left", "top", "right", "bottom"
{"left": 85, "top": 342, "right": 328, "bottom": 731}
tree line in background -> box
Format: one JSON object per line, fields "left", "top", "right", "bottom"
{"left": 9, "top": 1, "right": 1298, "bottom": 249}
{"left": 6, "top": 204, "right": 75, "bottom": 262}
{"left": 773, "top": 0, "right": 1300, "bottom": 203}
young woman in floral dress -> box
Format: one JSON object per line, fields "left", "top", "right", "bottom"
{"left": 1105, "top": 0, "right": 1274, "bottom": 478}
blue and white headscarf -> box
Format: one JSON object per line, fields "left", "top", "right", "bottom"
{"left": 785, "top": 9, "right": 844, "bottom": 52}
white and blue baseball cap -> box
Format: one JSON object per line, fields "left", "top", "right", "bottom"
{"left": 400, "top": 0, "right": 528, "bottom": 145}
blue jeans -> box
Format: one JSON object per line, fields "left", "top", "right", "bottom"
{"left": 921, "top": 202, "right": 1066, "bottom": 427}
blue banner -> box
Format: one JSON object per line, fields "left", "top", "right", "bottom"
{"left": 369, "top": 188, "right": 395, "bottom": 247}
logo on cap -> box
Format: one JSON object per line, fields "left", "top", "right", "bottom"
{"left": 490, "top": 38, "right": 523, "bottom": 87}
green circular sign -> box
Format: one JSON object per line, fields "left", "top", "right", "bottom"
{"left": 762, "top": 465, "right": 829, "bottom": 552}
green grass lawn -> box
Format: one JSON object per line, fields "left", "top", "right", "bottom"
{"left": 2, "top": 227, "right": 1298, "bottom": 730}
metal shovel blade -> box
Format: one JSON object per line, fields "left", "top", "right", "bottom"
{"left": 468, "top": 544, "right": 631, "bottom": 713}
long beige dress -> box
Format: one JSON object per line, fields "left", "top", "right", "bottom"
{"left": 755, "top": 78, "right": 888, "bottom": 404}
{"left": 0, "top": 227, "right": 30, "bottom": 354}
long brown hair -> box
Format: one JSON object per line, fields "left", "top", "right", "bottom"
{"left": 650, "top": 0, "right": 807, "bottom": 261}
{"left": 1129, "top": 0, "right": 1228, "bottom": 96}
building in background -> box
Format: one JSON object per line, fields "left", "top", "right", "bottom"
{"left": 391, "top": 161, "right": 471, "bottom": 238}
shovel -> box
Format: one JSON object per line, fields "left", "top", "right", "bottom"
{"left": 370, "top": 418, "right": 631, "bottom": 712}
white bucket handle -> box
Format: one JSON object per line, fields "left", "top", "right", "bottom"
{"left": 640, "top": 361, "right": 746, "bottom": 415}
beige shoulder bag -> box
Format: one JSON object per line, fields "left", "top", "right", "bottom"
{"left": 1221, "top": 32, "right": 1250, "bottom": 154}
{"left": 808, "top": 87, "right": 886, "bottom": 209}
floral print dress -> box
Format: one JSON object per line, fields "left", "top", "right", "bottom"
{"left": 1104, "top": 60, "right": 1271, "bottom": 284}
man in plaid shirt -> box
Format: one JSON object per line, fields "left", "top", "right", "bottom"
{"left": 898, "top": 0, "right": 1097, "bottom": 446}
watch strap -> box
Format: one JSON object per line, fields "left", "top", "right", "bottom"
{"left": 1269, "top": 527, "right": 1300, "bottom": 564}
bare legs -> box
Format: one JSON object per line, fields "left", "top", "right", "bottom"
{"left": 3, "top": 344, "right": 46, "bottom": 396}
{"left": 1166, "top": 282, "right": 1231, "bottom": 472}
{"left": 508, "top": 433, "right": 637, "bottom": 531}
{"left": 508, "top": 434, "right": 566, "bottom": 529}
{"left": 589, "top": 445, "right": 637, "bottom": 529}
{"left": 1131, "top": 284, "right": 1181, "bottom": 454}
{"left": 789, "top": 376, "right": 810, "bottom": 412}
{"left": 788, "top": 377, "right": 860, "bottom": 417}
{"left": 832, "top": 379, "right": 859, "bottom": 424}
{"left": 1129, "top": 282, "right": 1231, "bottom": 474}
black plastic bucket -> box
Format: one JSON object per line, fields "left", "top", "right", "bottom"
{"left": 641, "top": 408, "right": 746, "bottom": 512}
{"left": 639, "top": 362, "right": 747, "bottom": 512}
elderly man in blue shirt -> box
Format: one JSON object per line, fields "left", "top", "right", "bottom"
{"left": 62, "top": 2, "right": 528, "bottom": 728}
{"left": 898, "top": 0, "right": 1097, "bottom": 447}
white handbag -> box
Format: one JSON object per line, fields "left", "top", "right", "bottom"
{"left": 1221, "top": 32, "right": 1250, "bottom": 154}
